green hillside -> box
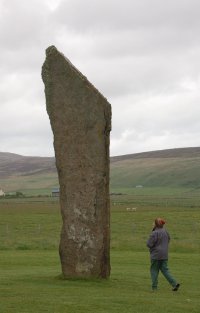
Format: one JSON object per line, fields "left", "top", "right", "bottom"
{"left": 111, "top": 153, "right": 200, "bottom": 189}
{"left": 1, "top": 147, "right": 200, "bottom": 195}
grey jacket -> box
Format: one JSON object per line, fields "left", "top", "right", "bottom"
{"left": 146, "top": 227, "right": 170, "bottom": 260}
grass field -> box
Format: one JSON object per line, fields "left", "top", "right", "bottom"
{"left": 110, "top": 187, "right": 200, "bottom": 209}
{"left": 0, "top": 198, "right": 200, "bottom": 312}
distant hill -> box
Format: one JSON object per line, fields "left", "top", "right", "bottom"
{"left": 0, "top": 152, "right": 56, "bottom": 178}
{"left": 1, "top": 147, "right": 200, "bottom": 193}
{"left": 111, "top": 147, "right": 200, "bottom": 162}
{"left": 110, "top": 147, "right": 200, "bottom": 189}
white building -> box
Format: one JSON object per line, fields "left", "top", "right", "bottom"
{"left": 0, "top": 189, "right": 5, "bottom": 197}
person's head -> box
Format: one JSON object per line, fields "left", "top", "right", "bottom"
{"left": 154, "top": 217, "right": 166, "bottom": 228}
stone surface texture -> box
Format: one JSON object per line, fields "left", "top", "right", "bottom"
{"left": 42, "top": 46, "right": 111, "bottom": 278}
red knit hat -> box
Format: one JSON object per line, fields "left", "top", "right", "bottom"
{"left": 155, "top": 218, "right": 166, "bottom": 227}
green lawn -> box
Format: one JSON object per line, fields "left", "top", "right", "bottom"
{"left": 0, "top": 200, "right": 200, "bottom": 313}
{"left": 110, "top": 187, "right": 200, "bottom": 208}
{"left": 1, "top": 250, "right": 199, "bottom": 313}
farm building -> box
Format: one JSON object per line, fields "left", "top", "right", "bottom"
{"left": 52, "top": 188, "right": 60, "bottom": 197}
{"left": 0, "top": 189, "right": 5, "bottom": 197}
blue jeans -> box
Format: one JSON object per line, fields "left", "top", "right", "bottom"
{"left": 150, "top": 259, "right": 177, "bottom": 289}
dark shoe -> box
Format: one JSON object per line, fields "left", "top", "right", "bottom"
{"left": 151, "top": 288, "right": 157, "bottom": 292}
{"left": 172, "top": 283, "right": 180, "bottom": 291}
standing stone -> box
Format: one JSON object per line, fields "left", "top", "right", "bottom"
{"left": 42, "top": 46, "right": 111, "bottom": 279}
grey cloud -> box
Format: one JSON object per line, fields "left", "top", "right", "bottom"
{"left": 54, "top": 0, "right": 200, "bottom": 32}
{"left": 0, "top": 0, "right": 200, "bottom": 156}
{"left": 1, "top": 133, "right": 54, "bottom": 157}
{"left": 111, "top": 89, "right": 200, "bottom": 155}
{"left": 0, "top": 99, "right": 53, "bottom": 156}
{"left": 0, "top": 0, "right": 49, "bottom": 50}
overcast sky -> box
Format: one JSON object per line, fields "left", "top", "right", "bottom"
{"left": 1, "top": 0, "right": 200, "bottom": 157}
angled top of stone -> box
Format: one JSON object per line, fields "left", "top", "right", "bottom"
{"left": 43, "top": 45, "right": 109, "bottom": 102}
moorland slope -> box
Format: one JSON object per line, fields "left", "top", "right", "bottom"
{"left": 1, "top": 147, "right": 200, "bottom": 193}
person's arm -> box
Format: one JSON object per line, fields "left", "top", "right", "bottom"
{"left": 146, "top": 231, "right": 157, "bottom": 248}
{"left": 167, "top": 231, "right": 170, "bottom": 243}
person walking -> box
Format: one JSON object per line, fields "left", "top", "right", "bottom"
{"left": 146, "top": 217, "right": 180, "bottom": 291}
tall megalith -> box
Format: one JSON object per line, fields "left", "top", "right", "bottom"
{"left": 42, "top": 46, "right": 111, "bottom": 278}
